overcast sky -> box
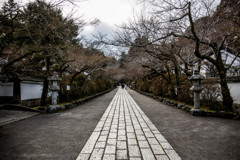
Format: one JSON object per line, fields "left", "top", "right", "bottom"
{"left": 1, "top": 0, "right": 143, "bottom": 39}
{"left": 76, "top": 0, "right": 142, "bottom": 37}
{"left": 0, "top": 0, "right": 145, "bottom": 55}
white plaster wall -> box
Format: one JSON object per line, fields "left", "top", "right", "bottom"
{"left": 0, "top": 82, "right": 13, "bottom": 96}
{"left": 228, "top": 83, "right": 240, "bottom": 104}
{"left": 21, "top": 82, "right": 43, "bottom": 100}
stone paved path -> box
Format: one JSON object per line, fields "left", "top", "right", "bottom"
{"left": 76, "top": 88, "right": 181, "bottom": 160}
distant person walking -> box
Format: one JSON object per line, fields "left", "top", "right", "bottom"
{"left": 124, "top": 84, "right": 127, "bottom": 89}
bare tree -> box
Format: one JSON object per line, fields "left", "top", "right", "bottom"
{"left": 111, "top": 0, "right": 239, "bottom": 111}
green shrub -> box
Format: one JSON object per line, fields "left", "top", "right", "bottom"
{"left": 177, "top": 76, "right": 193, "bottom": 104}
{"left": 59, "top": 74, "right": 113, "bottom": 103}
{"left": 201, "top": 80, "right": 223, "bottom": 111}
{"left": 136, "top": 80, "right": 151, "bottom": 92}
{"left": 149, "top": 77, "right": 163, "bottom": 96}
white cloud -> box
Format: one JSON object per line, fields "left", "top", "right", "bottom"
{"left": 1, "top": 0, "right": 142, "bottom": 37}
{"left": 78, "top": 0, "right": 134, "bottom": 25}
{"left": 82, "top": 22, "right": 114, "bottom": 38}
{"left": 75, "top": 0, "right": 142, "bottom": 38}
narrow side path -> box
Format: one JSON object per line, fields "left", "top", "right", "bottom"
{"left": 0, "top": 110, "right": 39, "bottom": 127}
{"left": 77, "top": 88, "right": 181, "bottom": 160}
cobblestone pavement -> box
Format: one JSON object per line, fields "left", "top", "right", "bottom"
{"left": 76, "top": 88, "right": 181, "bottom": 160}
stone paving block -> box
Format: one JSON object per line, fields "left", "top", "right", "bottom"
{"left": 105, "top": 145, "right": 116, "bottom": 154}
{"left": 89, "top": 148, "right": 104, "bottom": 160}
{"left": 138, "top": 119, "right": 145, "bottom": 123}
{"left": 119, "top": 120, "right": 125, "bottom": 127}
{"left": 141, "top": 148, "right": 155, "bottom": 160}
{"left": 165, "top": 150, "right": 182, "bottom": 160}
{"left": 131, "top": 118, "right": 138, "bottom": 122}
{"left": 80, "top": 132, "right": 100, "bottom": 154}
{"left": 98, "top": 135, "right": 107, "bottom": 142}
{"left": 81, "top": 142, "right": 95, "bottom": 153}
{"left": 144, "top": 131, "right": 155, "bottom": 138}
{"left": 148, "top": 124, "right": 159, "bottom": 131}
{"left": 136, "top": 135, "right": 146, "bottom": 141}
{"left": 134, "top": 125, "right": 142, "bottom": 130}
{"left": 119, "top": 126, "right": 125, "bottom": 130}
{"left": 144, "top": 120, "right": 152, "bottom": 125}
{"left": 102, "top": 113, "right": 109, "bottom": 118}
{"left": 155, "top": 155, "right": 170, "bottom": 160}
{"left": 139, "top": 140, "right": 150, "bottom": 148}
{"left": 108, "top": 132, "right": 117, "bottom": 139}
{"left": 161, "top": 142, "right": 173, "bottom": 150}
{"left": 116, "top": 150, "right": 128, "bottom": 160}
{"left": 104, "top": 122, "right": 111, "bottom": 127}
{"left": 155, "top": 134, "right": 168, "bottom": 143}
{"left": 129, "top": 145, "right": 141, "bottom": 157}
{"left": 142, "top": 127, "right": 151, "bottom": 132}
{"left": 95, "top": 122, "right": 104, "bottom": 128}
{"left": 153, "top": 130, "right": 160, "bottom": 134}
{"left": 151, "top": 144, "right": 165, "bottom": 154}
{"left": 127, "top": 132, "right": 136, "bottom": 139}
{"left": 76, "top": 153, "right": 91, "bottom": 160}
{"left": 94, "top": 127, "right": 102, "bottom": 132}
{"left": 95, "top": 141, "right": 106, "bottom": 149}
{"left": 140, "top": 122, "right": 148, "bottom": 128}
{"left": 112, "top": 121, "right": 118, "bottom": 125}
{"left": 148, "top": 137, "right": 159, "bottom": 145}
{"left": 139, "top": 111, "right": 145, "bottom": 115}
{"left": 107, "top": 138, "right": 116, "bottom": 146}
{"left": 110, "top": 128, "right": 117, "bottom": 133}
{"left": 130, "top": 158, "right": 142, "bottom": 160}
{"left": 118, "top": 135, "right": 127, "bottom": 141}
{"left": 102, "top": 126, "right": 110, "bottom": 131}
{"left": 117, "top": 140, "right": 127, "bottom": 150}
{"left": 142, "top": 115, "right": 150, "bottom": 120}
{"left": 118, "top": 130, "right": 126, "bottom": 136}
{"left": 126, "top": 122, "right": 132, "bottom": 126}
{"left": 128, "top": 138, "right": 138, "bottom": 145}
{"left": 127, "top": 126, "right": 134, "bottom": 133}
{"left": 102, "top": 154, "right": 115, "bottom": 160}
{"left": 100, "top": 118, "right": 106, "bottom": 122}
{"left": 99, "top": 119, "right": 106, "bottom": 122}
{"left": 125, "top": 117, "right": 131, "bottom": 121}
{"left": 101, "top": 130, "right": 109, "bottom": 135}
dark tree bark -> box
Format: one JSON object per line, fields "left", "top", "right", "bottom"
{"left": 174, "top": 64, "right": 180, "bottom": 99}
{"left": 40, "top": 56, "right": 50, "bottom": 106}
{"left": 218, "top": 65, "right": 233, "bottom": 111}
{"left": 40, "top": 78, "right": 49, "bottom": 106}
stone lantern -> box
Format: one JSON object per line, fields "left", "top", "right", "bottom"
{"left": 48, "top": 72, "right": 62, "bottom": 112}
{"left": 130, "top": 81, "right": 136, "bottom": 89}
{"left": 190, "top": 70, "right": 204, "bottom": 115}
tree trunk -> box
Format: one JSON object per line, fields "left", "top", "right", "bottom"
{"left": 40, "top": 78, "right": 49, "bottom": 106}
{"left": 174, "top": 65, "right": 180, "bottom": 100}
{"left": 167, "top": 83, "right": 177, "bottom": 99}
{"left": 219, "top": 71, "right": 233, "bottom": 111}
{"left": 40, "top": 56, "right": 50, "bottom": 106}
